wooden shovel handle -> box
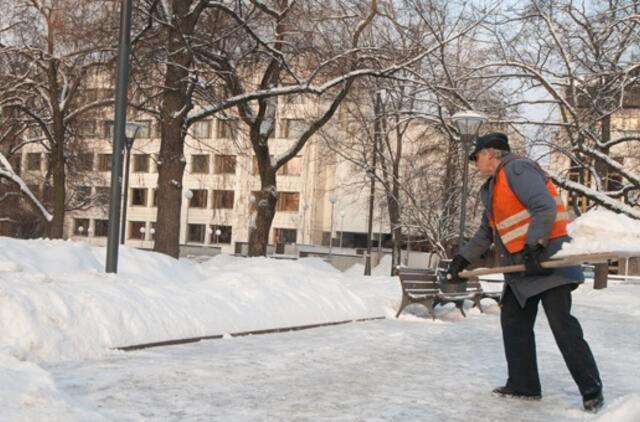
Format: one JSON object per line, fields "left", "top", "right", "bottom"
{"left": 458, "top": 251, "right": 620, "bottom": 279}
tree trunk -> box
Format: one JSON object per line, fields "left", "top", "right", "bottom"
{"left": 46, "top": 56, "right": 65, "bottom": 239}
{"left": 154, "top": 115, "right": 186, "bottom": 258}
{"left": 48, "top": 139, "right": 66, "bottom": 238}
{"left": 249, "top": 145, "right": 278, "bottom": 256}
{"left": 152, "top": 2, "right": 200, "bottom": 258}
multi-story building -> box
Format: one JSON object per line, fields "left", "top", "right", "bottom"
{"left": 11, "top": 96, "right": 397, "bottom": 255}
{"left": 9, "top": 93, "right": 529, "bottom": 257}
{"left": 548, "top": 88, "right": 640, "bottom": 215}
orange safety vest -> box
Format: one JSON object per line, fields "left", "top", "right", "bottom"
{"left": 488, "top": 160, "right": 570, "bottom": 254}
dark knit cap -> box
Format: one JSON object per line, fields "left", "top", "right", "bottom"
{"left": 468, "top": 132, "right": 510, "bottom": 161}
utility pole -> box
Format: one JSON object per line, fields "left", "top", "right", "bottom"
{"left": 365, "top": 91, "right": 382, "bottom": 276}
{"left": 106, "top": 0, "right": 134, "bottom": 273}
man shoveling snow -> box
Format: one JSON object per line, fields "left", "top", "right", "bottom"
{"left": 446, "top": 132, "right": 603, "bottom": 413}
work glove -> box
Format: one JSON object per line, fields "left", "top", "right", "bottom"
{"left": 446, "top": 255, "right": 470, "bottom": 283}
{"left": 522, "top": 244, "right": 553, "bottom": 277}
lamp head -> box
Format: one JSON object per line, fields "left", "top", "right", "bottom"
{"left": 451, "top": 110, "right": 487, "bottom": 138}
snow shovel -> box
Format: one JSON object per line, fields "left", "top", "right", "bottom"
{"left": 451, "top": 251, "right": 637, "bottom": 289}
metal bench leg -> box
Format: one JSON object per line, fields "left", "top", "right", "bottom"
{"left": 395, "top": 296, "right": 409, "bottom": 318}
{"left": 474, "top": 296, "right": 484, "bottom": 313}
{"left": 424, "top": 298, "right": 436, "bottom": 320}
{"left": 455, "top": 300, "right": 466, "bottom": 318}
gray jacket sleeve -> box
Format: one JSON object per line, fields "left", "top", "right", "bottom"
{"left": 460, "top": 211, "right": 493, "bottom": 263}
{"left": 505, "top": 160, "right": 557, "bottom": 247}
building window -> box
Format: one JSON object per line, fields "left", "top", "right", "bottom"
{"left": 83, "top": 88, "right": 99, "bottom": 103}
{"left": 210, "top": 225, "right": 232, "bottom": 244}
{"left": 77, "top": 120, "right": 98, "bottom": 137}
{"left": 284, "top": 94, "right": 304, "bottom": 105}
{"left": 26, "top": 153, "right": 42, "bottom": 171}
{"left": 191, "top": 154, "right": 210, "bottom": 174}
{"left": 212, "top": 190, "right": 234, "bottom": 209}
{"left": 131, "top": 188, "right": 148, "bottom": 206}
{"left": 104, "top": 121, "right": 114, "bottom": 138}
{"left": 188, "top": 189, "right": 208, "bottom": 208}
{"left": 73, "top": 218, "right": 90, "bottom": 236}
{"left": 567, "top": 162, "right": 590, "bottom": 211}
{"left": 216, "top": 119, "right": 235, "bottom": 139}
{"left": 73, "top": 186, "right": 91, "bottom": 207}
{"left": 26, "top": 184, "right": 40, "bottom": 203}
{"left": 187, "top": 224, "right": 205, "bottom": 243}
{"left": 27, "top": 126, "right": 44, "bottom": 139}
{"left": 280, "top": 118, "right": 305, "bottom": 138}
{"left": 129, "top": 221, "right": 146, "bottom": 240}
{"left": 276, "top": 192, "right": 300, "bottom": 212}
{"left": 193, "top": 120, "right": 211, "bottom": 139}
{"left": 98, "top": 154, "right": 112, "bottom": 172}
{"left": 94, "top": 219, "right": 109, "bottom": 237}
{"left": 151, "top": 154, "right": 158, "bottom": 173}
{"left": 43, "top": 184, "right": 54, "bottom": 206}
{"left": 10, "top": 154, "right": 21, "bottom": 175}
{"left": 133, "top": 154, "right": 150, "bottom": 173}
{"left": 605, "top": 157, "right": 624, "bottom": 192}
{"left": 277, "top": 156, "right": 302, "bottom": 176}
{"left": 77, "top": 153, "right": 94, "bottom": 171}
{"left": 136, "top": 121, "right": 151, "bottom": 139}
{"left": 95, "top": 186, "right": 110, "bottom": 206}
{"left": 214, "top": 155, "right": 236, "bottom": 174}
{"left": 274, "top": 228, "right": 297, "bottom": 244}
{"left": 153, "top": 121, "right": 161, "bottom": 138}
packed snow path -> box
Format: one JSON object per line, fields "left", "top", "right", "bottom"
{"left": 47, "top": 297, "right": 639, "bottom": 422}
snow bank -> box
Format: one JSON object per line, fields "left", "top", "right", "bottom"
{"left": 0, "top": 354, "right": 104, "bottom": 422}
{"left": 0, "top": 238, "right": 382, "bottom": 362}
{"left": 556, "top": 208, "right": 640, "bottom": 257}
{"left": 596, "top": 395, "right": 640, "bottom": 422}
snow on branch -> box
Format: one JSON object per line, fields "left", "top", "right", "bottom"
{"left": 579, "top": 143, "right": 640, "bottom": 187}
{"left": 551, "top": 173, "right": 640, "bottom": 220}
{"left": 0, "top": 153, "right": 52, "bottom": 222}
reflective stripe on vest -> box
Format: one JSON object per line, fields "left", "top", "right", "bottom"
{"left": 490, "top": 164, "right": 569, "bottom": 253}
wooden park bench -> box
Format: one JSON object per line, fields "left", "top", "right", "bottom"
{"left": 395, "top": 266, "right": 500, "bottom": 320}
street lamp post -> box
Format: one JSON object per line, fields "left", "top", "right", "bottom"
{"left": 328, "top": 193, "right": 337, "bottom": 259}
{"left": 105, "top": 0, "right": 135, "bottom": 273}
{"left": 339, "top": 211, "right": 345, "bottom": 249}
{"left": 120, "top": 122, "right": 144, "bottom": 245}
{"left": 184, "top": 189, "right": 193, "bottom": 243}
{"left": 248, "top": 194, "right": 256, "bottom": 243}
{"left": 215, "top": 228, "right": 221, "bottom": 244}
{"left": 365, "top": 91, "right": 382, "bottom": 276}
{"left": 451, "top": 110, "right": 487, "bottom": 252}
{"left": 378, "top": 202, "right": 384, "bottom": 255}
{"left": 301, "top": 202, "right": 309, "bottom": 244}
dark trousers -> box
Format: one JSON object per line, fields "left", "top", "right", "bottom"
{"left": 501, "top": 284, "right": 602, "bottom": 397}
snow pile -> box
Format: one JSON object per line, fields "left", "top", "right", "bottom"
{"left": 556, "top": 208, "right": 640, "bottom": 257}
{"left": 0, "top": 237, "right": 381, "bottom": 363}
{"left": 0, "top": 354, "right": 104, "bottom": 422}
{"left": 596, "top": 395, "right": 640, "bottom": 422}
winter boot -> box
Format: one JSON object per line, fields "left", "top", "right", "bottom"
{"left": 492, "top": 385, "right": 541, "bottom": 401}
{"left": 583, "top": 391, "right": 604, "bottom": 413}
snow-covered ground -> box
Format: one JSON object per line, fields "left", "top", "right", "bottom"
{"left": 1, "top": 209, "right": 639, "bottom": 421}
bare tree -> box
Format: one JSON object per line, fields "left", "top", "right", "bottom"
{"left": 0, "top": 0, "right": 117, "bottom": 237}
{"left": 486, "top": 0, "right": 640, "bottom": 218}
